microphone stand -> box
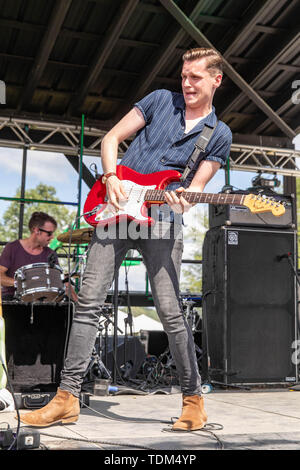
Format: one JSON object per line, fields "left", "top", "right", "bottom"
{"left": 281, "top": 253, "right": 300, "bottom": 390}
{"left": 112, "top": 266, "right": 119, "bottom": 384}
{"left": 123, "top": 261, "right": 133, "bottom": 373}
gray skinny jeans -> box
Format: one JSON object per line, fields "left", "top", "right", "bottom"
{"left": 60, "top": 221, "right": 201, "bottom": 397}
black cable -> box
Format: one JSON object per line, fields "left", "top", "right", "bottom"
{"left": 79, "top": 398, "right": 170, "bottom": 425}
{"left": 162, "top": 422, "right": 225, "bottom": 450}
{"left": 39, "top": 430, "right": 157, "bottom": 451}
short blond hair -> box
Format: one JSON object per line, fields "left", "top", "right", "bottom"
{"left": 182, "top": 47, "right": 224, "bottom": 76}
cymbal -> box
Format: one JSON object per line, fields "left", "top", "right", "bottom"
{"left": 57, "top": 227, "right": 94, "bottom": 244}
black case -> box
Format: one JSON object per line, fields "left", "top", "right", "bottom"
{"left": 14, "top": 391, "right": 90, "bottom": 410}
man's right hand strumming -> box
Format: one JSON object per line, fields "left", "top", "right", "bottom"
{"left": 105, "top": 175, "right": 128, "bottom": 212}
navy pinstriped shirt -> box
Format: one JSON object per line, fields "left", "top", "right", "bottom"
{"left": 121, "top": 89, "right": 232, "bottom": 191}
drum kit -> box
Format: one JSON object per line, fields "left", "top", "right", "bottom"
{"left": 13, "top": 227, "right": 94, "bottom": 304}
{"left": 11, "top": 227, "right": 121, "bottom": 387}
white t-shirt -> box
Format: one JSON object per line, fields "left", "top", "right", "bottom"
{"left": 184, "top": 114, "right": 209, "bottom": 133}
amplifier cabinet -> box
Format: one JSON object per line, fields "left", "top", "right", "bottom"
{"left": 202, "top": 226, "right": 299, "bottom": 385}
{"left": 209, "top": 192, "right": 295, "bottom": 229}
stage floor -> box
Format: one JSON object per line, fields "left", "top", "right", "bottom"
{"left": 2, "top": 386, "right": 300, "bottom": 453}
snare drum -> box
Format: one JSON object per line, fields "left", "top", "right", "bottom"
{"left": 14, "top": 263, "right": 65, "bottom": 303}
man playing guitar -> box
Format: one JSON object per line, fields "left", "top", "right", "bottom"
{"left": 19, "top": 47, "right": 232, "bottom": 430}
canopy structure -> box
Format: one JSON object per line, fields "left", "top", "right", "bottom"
{"left": 0, "top": 0, "right": 299, "bottom": 168}
{"left": 0, "top": 0, "right": 299, "bottom": 229}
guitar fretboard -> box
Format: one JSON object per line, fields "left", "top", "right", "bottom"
{"left": 144, "top": 190, "right": 245, "bottom": 206}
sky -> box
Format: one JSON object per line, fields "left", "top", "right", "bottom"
{"left": 0, "top": 133, "right": 299, "bottom": 292}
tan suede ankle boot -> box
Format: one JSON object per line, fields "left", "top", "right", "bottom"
{"left": 172, "top": 395, "right": 207, "bottom": 431}
{"left": 17, "top": 388, "right": 80, "bottom": 427}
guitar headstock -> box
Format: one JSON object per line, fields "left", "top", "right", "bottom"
{"left": 243, "top": 194, "right": 286, "bottom": 217}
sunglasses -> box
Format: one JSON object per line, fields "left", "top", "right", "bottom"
{"left": 39, "top": 228, "right": 54, "bottom": 236}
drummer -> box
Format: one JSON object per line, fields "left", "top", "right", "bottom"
{"left": 0, "top": 211, "right": 77, "bottom": 302}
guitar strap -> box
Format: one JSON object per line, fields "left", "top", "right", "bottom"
{"left": 180, "top": 121, "right": 218, "bottom": 185}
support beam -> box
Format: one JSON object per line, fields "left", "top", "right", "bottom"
{"left": 221, "top": 33, "right": 300, "bottom": 120}
{"left": 19, "top": 132, "right": 29, "bottom": 239}
{"left": 115, "top": 0, "right": 208, "bottom": 120}
{"left": 254, "top": 91, "right": 299, "bottom": 135}
{"left": 18, "top": 0, "right": 72, "bottom": 110}
{"left": 159, "top": 0, "right": 296, "bottom": 140}
{"left": 222, "top": 0, "right": 285, "bottom": 58}
{"left": 69, "top": 0, "right": 139, "bottom": 114}
{"left": 64, "top": 155, "right": 96, "bottom": 190}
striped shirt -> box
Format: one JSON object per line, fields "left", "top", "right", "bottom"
{"left": 121, "top": 89, "right": 232, "bottom": 190}
{"left": 120, "top": 89, "right": 232, "bottom": 223}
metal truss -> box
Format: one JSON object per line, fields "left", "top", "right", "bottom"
{"left": 0, "top": 116, "right": 105, "bottom": 156}
{"left": 229, "top": 143, "right": 300, "bottom": 177}
{"left": 1, "top": 117, "right": 300, "bottom": 177}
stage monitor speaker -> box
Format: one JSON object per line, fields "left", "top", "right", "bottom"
{"left": 2, "top": 301, "right": 73, "bottom": 392}
{"left": 101, "top": 335, "right": 146, "bottom": 380}
{"left": 139, "top": 330, "right": 168, "bottom": 357}
{"left": 202, "top": 226, "right": 299, "bottom": 385}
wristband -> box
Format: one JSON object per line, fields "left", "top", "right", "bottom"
{"left": 102, "top": 172, "right": 117, "bottom": 184}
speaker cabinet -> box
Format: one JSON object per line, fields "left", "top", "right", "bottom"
{"left": 2, "top": 302, "right": 73, "bottom": 392}
{"left": 202, "top": 226, "right": 298, "bottom": 385}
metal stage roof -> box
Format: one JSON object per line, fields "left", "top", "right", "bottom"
{"left": 0, "top": 0, "right": 300, "bottom": 177}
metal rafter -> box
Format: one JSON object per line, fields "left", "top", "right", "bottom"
{"left": 115, "top": 0, "right": 209, "bottom": 120}
{"left": 18, "top": 0, "right": 72, "bottom": 110}
{"left": 69, "top": 0, "right": 139, "bottom": 114}
{"left": 220, "top": 32, "right": 300, "bottom": 120}
{"left": 1, "top": 14, "right": 293, "bottom": 40}
{"left": 159, "top": 0, "right": 296, "bottom": 140}
{"left": 222, "top": 0, "right": 286, "bottom": 58}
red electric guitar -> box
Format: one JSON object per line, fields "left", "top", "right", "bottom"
{"left": 83, "top": 165, "right": 286, "bottom": 227}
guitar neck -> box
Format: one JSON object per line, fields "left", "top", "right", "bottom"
{"left": 145, "top": 190, "right": 245, "bottom": 206}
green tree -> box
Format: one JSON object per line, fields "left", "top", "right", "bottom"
{"left": 0, "top": 183, "right": 77, "bottom": 243}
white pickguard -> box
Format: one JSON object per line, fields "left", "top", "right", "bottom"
{"left": 95, "top": 179, "right": 157, "bottom": 223}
